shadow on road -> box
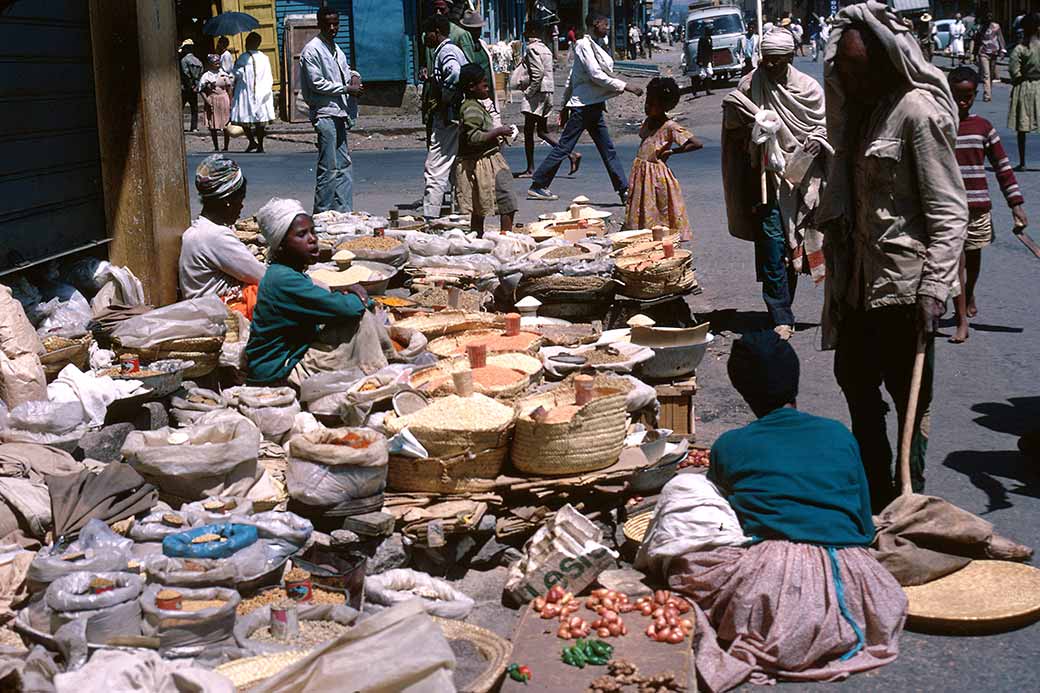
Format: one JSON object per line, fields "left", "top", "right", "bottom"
{"left": 698, "top": 308, "right": 819, "bottom": 336}
{"left": 970, "top": 396, "right": 1040, "bottom": 436}
{"left": 943, "top": 449, "right": 1040, "bottom": 513}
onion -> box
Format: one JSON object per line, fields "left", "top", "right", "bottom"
{"left": 560, "top": 592, "right": 573, "bottom": 605}
{"left": 608, "top": 622, "right": 622, "bottom": 636}
{"left": 667, "top": 629, "right": 685, "bottom": 644}
{"left": 667, "top": 616, "right": 679, "bottom": 628}
{"left": 680, "top": 618, "right": 693, "bottom": 632}
{"left": 558, "top": 625, "right": 571, "bottom": 639}
{"left": 645, "top": 624, "right": 656, "bottom": 638}
{"left": 603, "top": 610, "right": 619, "bottom": 623}
{"left": 592, "top": 588, "right": 608, "bottom": 598}
{"left": 602, "top": 597, "right": 616, "bottom": 611}
{"left": 597, "top": 627, "right": 611, "bottom": 638}
{"left": 641, "top": 605, "right": 653, "bottom": 616}
{"left": 656, "top": 626, "right": 672, "bottom": 642}
{"left": 654, "top": 590, "right": 669, "bottom": 605}
{"left": 621, "top": 623, "right": 628, "bottom": 636}
{"left": 568, "top": 616, "right": 583, "bottom": 629}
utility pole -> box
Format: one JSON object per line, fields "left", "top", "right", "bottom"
{"left": 582, "top": 0, "right": 589, "bottom": 36}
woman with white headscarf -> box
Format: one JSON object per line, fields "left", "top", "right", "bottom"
{"left": 244, "top": 198, "right": 370, "bottom": 385}
{"left": 178, "top": 154, "right": 265, "bottom": 317}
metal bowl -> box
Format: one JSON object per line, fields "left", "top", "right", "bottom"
{"left": 637, "top": 333, "right": 714, "bottom": 380}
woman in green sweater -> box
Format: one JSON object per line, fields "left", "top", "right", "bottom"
{"left": 245, "top": 197, "right": 369, "bottom": 385}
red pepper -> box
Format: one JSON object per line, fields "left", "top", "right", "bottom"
{"left": 518, "top": 665, "right": 532, "bottom": 681}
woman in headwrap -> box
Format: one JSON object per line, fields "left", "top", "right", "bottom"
{"left": 178, "top": 154, "right": 265, "bottom": 317}
{"left": 244, "top": 198, "right": 371, "bottom": 386}
{"left": 637, "top": 331, "right": 907, "bottom": 691}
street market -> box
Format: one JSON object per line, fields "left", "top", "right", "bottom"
{"left": 1, "top": 1, "right": 1040, "bottom": 692}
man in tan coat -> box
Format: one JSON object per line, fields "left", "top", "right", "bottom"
{"left": 819, "top": 2, "right": 967, "bottom": 511}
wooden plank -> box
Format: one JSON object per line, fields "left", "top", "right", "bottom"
{"left": 500, "top": 603, "right": 695, "bottom": 692}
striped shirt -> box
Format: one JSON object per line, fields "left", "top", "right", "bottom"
{"left": 955, "top": 114, "right": 1024, "bottom": 212}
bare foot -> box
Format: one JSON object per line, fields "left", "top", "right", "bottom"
{"left": 568, "top": 153, "right": 582, "bottom": 176}
{"left": 950, "top": 321, "right": 969, "bottom": 344}
{"left": 966, "top": 296, "right": 977, "bottom": 318}
{"left": 513, "top": 170, "right": 533, "bottom": 179}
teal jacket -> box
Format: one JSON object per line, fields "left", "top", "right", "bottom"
{"left": 708, "top": 407, "right": 875, "bottom": 547}
{"left": 245, "top": 262, "right": 366, "bottom": 384}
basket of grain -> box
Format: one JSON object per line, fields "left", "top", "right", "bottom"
{"left": 408, "top": 351, "right": 543, "bottom": 399}
{"left": 393, "top": 310, "right": 505, "bottom": 339}
{"left": 426, "top": 315, "right": 543, "bottom": 359}
{"left": 614, "top": 247, "right": 696, "bottom": 300}
{"left": 214, "top": 648, "right": 311, "bottom": 691}
{"left": 608, "top": 229, "right": 681, "bottom": 253}
{"left": 383, "top": 390, "right": 516, "bottom": 494}
{"left": 336, "top": 235, "right": 409, "bottom": 267}
{"left": 511, "top": 374, "right": 629, "bottom": 476}
{"left": 113, "top": 336, "right": 222, "bottom": 379}
{"left": 39, "top": 335, "right": 92, "bottom": 381}
{"left": 140, "top": 584, "right": 240, "bottom": 657}
{"left": 516, "top": 274, "right": 616, "bottom": 322}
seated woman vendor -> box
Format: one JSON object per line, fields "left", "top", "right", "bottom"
{"left": 637, "top": 332, "right": 907, "bottom": 692}
{"left": 179, "top": 154, "right": 266, "bottom": 318}
{"left": 245, "top": 198, "right": 370, "bottom": 386}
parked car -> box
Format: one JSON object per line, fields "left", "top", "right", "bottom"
{"left": 933, "top": 18, "right": 955, "bottom": 51}
{"left": 681, "top": 3, "right": 746, "bottom": 85}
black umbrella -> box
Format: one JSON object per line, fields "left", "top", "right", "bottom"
{"left": 203, "top": 11, "right": 260, "bottom": 37}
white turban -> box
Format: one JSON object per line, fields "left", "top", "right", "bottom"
{"left": 761, "top": 28, "right": 796, "bottom": 56}
{"left": 256, "top": 197, "right": 308, "bottom": 263}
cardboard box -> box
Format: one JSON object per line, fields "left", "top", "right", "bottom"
{"left": 655, "top": 377, "right": 697, "bottom": 440}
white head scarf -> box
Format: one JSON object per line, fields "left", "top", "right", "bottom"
{"left": 761, "top": 28, "right": 796, "bottom": 56}
{"left": 256, "top": 197, "right": 308, "bottom": 263}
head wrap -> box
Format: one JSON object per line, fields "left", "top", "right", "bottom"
{"left": 194, "top": 154, "right": 244, "bottom": 201}
{"left": 256, "top": 198, "right": 308, "bottom": 263}
{"left": 761, "top": 28, "right": 796, "bottom": 55}
{"left": 727, "top": 331, "right": 799, "bottom": 415}
{"left": 206, "top": 53, "right": 221, "bottom": 66}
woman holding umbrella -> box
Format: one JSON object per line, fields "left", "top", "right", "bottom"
{"left": 230, "top": 31, "right": 276, "bottom": 153}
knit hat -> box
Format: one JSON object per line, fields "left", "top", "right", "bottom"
{"left": 727, "top": 330, "right": 799, "bottom": 416}
{"left": 256, "top": 197, "right": 308, "bottom": 263}
{"left": 194, "top": 154, "right": 244, "bottom": 201}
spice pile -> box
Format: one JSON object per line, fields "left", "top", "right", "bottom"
{"left": 250, "top": 619, "right": 351, "bottom": 647}
{"left": 236, "top": 587, "right": 346, "bottom": 615}
{"left": 331, "top": 431, "right": 374, "bottom": 448}
{"left": 589, "top": 660, "right": 684, "bottom": 693}
{"left": 411, "top": 287, "right": 486, "bottom": 311}
{"left": 392, "top": 393, "right": 515, "bottom": 431}
{"left": 542, "top": 246, "right": 586, "bottom": 260}
{"left": 338, "top": 236, "right": 403, "bottom": 252}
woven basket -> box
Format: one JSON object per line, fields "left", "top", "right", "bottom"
{"left": 427, "top": 329, "right": 543, "bottom": 359}
{"left": 623, "top": 511, "right": 653, "bottom": 544}
{"left": 387, "top": 448, "right": 506, "bottom": 494}
{"left": 434, "top": 617, "right": 512, "bottom": 693}
{"left": 384, "top": 411, "right": 513, "bottom": 460}
{"left": 214, "top": 649, "right": 310, "bottom": 691}
{"left": 517, "top": 275, "right": 615, "bottom": 322}
{"left": 393, "top": 311, "right": 504, "bottom": 339}
{"left": 615, "top": 250, "right": 696, "bottom": 300}
{"left": 611, "top": 232, "right": 680, "bottom": 253}
{"left": 114, "top": 336, "right": 222, "bottom": 379}
{"left": 409, "top": 353, "right": 542, "bottom": 399}
{"left": 511, "top": 379, "right": 629, "bottom": 476}
{"left": 39, "top": 335, "right": 92, "bottom": 381}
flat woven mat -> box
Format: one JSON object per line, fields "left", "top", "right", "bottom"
{"left": 904, "top": 560, "right": 1040, "bottom": 634}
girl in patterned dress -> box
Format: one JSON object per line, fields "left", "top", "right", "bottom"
{"left": 624, "top": 77, "right": 702, "bottom": 241}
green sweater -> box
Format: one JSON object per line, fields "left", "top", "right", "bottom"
{"left": 245, "top": 262, "right": 366, "bottom": 384}
{"left": 708, "top": 407, "right": 875, "bottom": 547}
{"left": 458, "top": 98, "right": 499, "bottom": 159}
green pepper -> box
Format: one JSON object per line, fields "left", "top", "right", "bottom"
{"left": 589, "top": 640, "right": 613, "bottom": 657}
{"left": 506, "top": 663, "right": 531, "bottom": 683}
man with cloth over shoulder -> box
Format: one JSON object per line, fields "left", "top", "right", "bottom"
{"left": 722, "top": 28, "right": 831, "bottom": 341}
{"left": 300, "top": 6, "right": 363, "bottom": 214}
{"left": 818, "top": 2, "right": 967, "bottom": 511}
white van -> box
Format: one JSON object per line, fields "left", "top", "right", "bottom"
{"left": 682, "top": 2, "right": 747, "bottom": 84}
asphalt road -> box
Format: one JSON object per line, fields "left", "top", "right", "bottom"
{"left": 186, "top": 56, "right": 1040, "bottom": 691}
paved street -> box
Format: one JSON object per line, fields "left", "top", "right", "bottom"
{"left": 186, "top": 56, "right": 1040, "bottom": 691}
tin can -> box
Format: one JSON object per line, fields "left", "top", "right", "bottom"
{"left": 285, "top": 577, "right": 313, "bottom": 603}
{"left": 156, "top": 589, "right": 183, "bottom": 611}
{"left": 270, "top": 602, "right": 299, "bottom": 639}
{"left": 119, "top": 354, "right": 140, "bottom": 374}
{"left": 374, "top": 227, "right": 385, "bottom": 237}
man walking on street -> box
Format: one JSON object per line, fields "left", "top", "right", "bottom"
{"left": 421, "top": 15, "right": 467, "bottom": 220}
{"left": 300, "top": 7, "right": 362, "bottom": 213}
{"left": 722, "top": 29, "right": 830, "bottom": 341}
{"left": 528, "top": 13, "right": 643, "bottom": 204}
{"left": 179, "top": 39, "right": 203, "bottom": 132}
{"left": 819, "top": 2, "right": 967, "bottom": 511}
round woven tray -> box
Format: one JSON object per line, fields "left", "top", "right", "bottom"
{"left": 427, "top": 329, "right": 543, "bottom": 359}
{"left": 904, "top": 560, "right": 1040, "bottom": 634}
{"left": 622, "top": 511, "right": 654, "bottom": 544}
{"left": 214, "top": 649, "right": 310, "bottom": 691}
{"left": 434, "top": 617, "right": 512, "bottom": 693}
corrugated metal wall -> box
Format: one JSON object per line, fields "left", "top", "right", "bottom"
{"left": 0, "top": 1, "right": 106, "bottom": 274}
{"left": 276, "top": 0, "right": 354, "bottom": 66}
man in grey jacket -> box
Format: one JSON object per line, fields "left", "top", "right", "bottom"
{"left": 820, "top": 3, "right": 967, "bottom": 511}
{"left": 300, "top": 6, "right": 362, "bottom": 213}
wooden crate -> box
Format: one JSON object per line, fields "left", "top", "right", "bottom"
{"left": 655, "top": 377, "right": 697, "bottom": 441}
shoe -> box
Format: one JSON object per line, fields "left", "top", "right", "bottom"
{"left": 528, "top": 187, "right": 559, "bottom": 201}
{"left": 984, "top": 534, "right": 1034, "bottom": 562}
{"left": 618, "top": 189, "right": 628, "bottom": 206}
{"left": 774, "top": 324, "right": 795, "bottom": 340}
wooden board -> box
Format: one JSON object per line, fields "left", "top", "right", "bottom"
{"left": 499, "top": 603, "right": 695, "bottom": 692}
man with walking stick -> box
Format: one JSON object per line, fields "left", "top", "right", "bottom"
{"left": 818, "top": 3, "right": 967, "bottom": 511}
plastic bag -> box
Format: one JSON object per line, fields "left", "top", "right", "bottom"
{"left": 0, "top": 283, "right": 44, "bottom": 357}
{"left": 128, "top": 503, "right": 192, "bottom": 543}
{"left": 398, "top": 230, "right": 452, "bottom": 257}
{"left": 388, "top": 326, "right": 429, "bottom": 364}
{"left": 298, "top": 368, "right": 364, "bottom": 418}
{"left": 286, "top": 458, "right": 387, "bottom": 506}
{"left": 170, "top": 387, "right": 227, "bottom": 426}
{"left": 121, "top": 418, "right": 263, "bottom": 502}
{"left": 336, "top": 235, "right": 410, "bottom": 267}
{"left": 61, "top": 257, "right": 108, "bottom": 298}
{"left": 289, "top": 427, "right": 389, "bottom": 468}
{"left": 162, "top": 523, "right": 259, "bottom": 559}
{"left": 140, "top": 584, "right": 240, "bottom": 657}
{"left": 53, "top": 650, "right": 235, "bottom": 693}
{"left": 237, "top": 386, "right": 301, "bottom": 444}
{"left": 616, "top": 374, "right": 659, "bottom": 413}
{"left": 219, "top": 310, "right": 250, "bottom": 370}
{"left": 46, "top": 571, "right": 143, "bottom": 645}
{"left": 6, "top": 400, "right": 82, "bottom": 434}
{"left": 181, "top": 497, "right": 254, "bottom": 526}
{"left": 142, "top": 554, "right": 238, "bottom": 588}
{"left": 241, "top": 510, "right": 313, "bottom": 548}
{"left": 2, "top": 277, "right": 43, "bottom": 326}
{"left": 364, "top": 568, "right": 474, "bottom": 620}
{"left": 36, "top": 292, "right": 92, "bottom": 339}
{"left": 110, "top": 296, "right": 227, "bottom": 349}
{"left": 234, "top": 603, "right": 359, "bottom": 655}
{"left": 27, "top": 519, "right": 133, "bottom": 592}
{"left": 752, "top": 109, "right": 786, "bottom": 173}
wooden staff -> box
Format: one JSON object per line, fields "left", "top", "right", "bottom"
{"left": 897, "top": 331, "right": 928, "bottom": 497}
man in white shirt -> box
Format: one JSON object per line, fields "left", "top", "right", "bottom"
{"left": 528, "top": 13, "right": 643, "bottom": 204}
{"left": 421, "top": 15, "right": 467, "bottom": 220}
{"left": 628, "top": 24, "right": 640, "bottom": 59}
{"left": 300, "top": 6, "right": 363, "bottom": 213}
{"left": 217, "top": 36, "right": 235, "bottom": 74}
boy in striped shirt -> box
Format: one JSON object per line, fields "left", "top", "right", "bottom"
{"left": 948, "top": 67, "right": 1028, "bottom": 343}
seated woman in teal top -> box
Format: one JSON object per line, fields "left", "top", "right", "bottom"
{"left": 245, "top": 197, "right": 369, "bottom": 385}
